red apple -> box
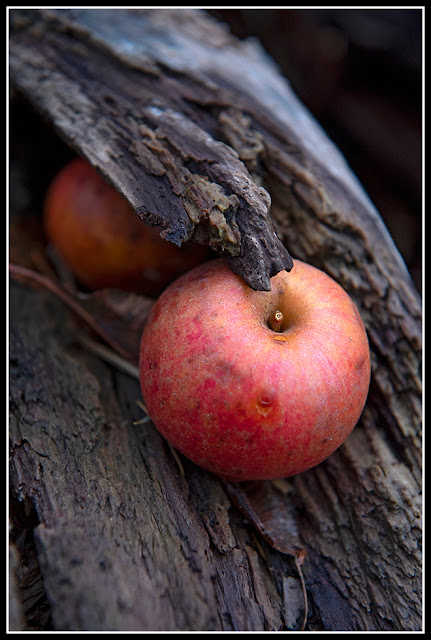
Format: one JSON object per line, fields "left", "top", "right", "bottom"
{"left": 139, "top": 258, "right": 371, "bottom": 482}
{"left": 43, "top": 157, "right": 209, "bottom": 296}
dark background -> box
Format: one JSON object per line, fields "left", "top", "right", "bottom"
{"left": 208, "top": 8, "right": 422, "bottom": 294}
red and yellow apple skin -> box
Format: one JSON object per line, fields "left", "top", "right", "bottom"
{"left": 139, "top": 258, "right": 371, "bottom": 482}
{"left": 43, "top": 157, "right": 208, "bottom": 296}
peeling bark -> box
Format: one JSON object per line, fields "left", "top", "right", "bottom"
{"left": 9, "top": 7, "right": 294, "bottom": 290}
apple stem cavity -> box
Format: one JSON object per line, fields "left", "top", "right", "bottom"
{"left": 268, "top": 309, "right": 284, "bottom": 333}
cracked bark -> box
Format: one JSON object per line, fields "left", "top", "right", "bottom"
{"left": 9, "top": 7, "right": 293, "bottom": 291}
{"left": 9, "top": 7, "right": 421, "bottom": 632}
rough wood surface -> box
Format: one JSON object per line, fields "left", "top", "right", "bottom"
{"left": 9, "top": 284, "right": 301, "bottom": 632}
{"left": 9, "top": 8, "right": 422, "bottom": 632}
{"left": 9, "top": 7, "right": 293, "bottom": 291}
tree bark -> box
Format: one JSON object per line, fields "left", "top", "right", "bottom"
{"left": 9, "top": 7, "right": 294, "bottom": 291}
{"left": 9, "top": 8, "right": 422, "bottom": 632}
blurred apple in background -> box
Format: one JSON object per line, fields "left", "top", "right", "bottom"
{"left": 139, "top": 258, "right": 371, "bottom": 482}
{"left": 43, "top": 157, "right": 209, "bottom": 296}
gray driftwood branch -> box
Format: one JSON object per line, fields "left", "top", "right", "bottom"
{"left": 9, "top": 7, "right": 295, "bottom": 291}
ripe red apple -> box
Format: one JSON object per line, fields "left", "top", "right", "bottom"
{"left": 139, "top": 258, "right": 371, "bottom": 482}
{"left": 43, "top": 157, "right": 208, "bottom": 296}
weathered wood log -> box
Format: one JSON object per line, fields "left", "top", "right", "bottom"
{"left": 9, "top": 7, "right": 294, "bottom": 291}
{"left": 9, "top": 8, "right": 422, "bottom": 632}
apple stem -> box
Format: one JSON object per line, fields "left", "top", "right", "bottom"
{"left": 268, "top": 309, "right": 283, "bottom": 332}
